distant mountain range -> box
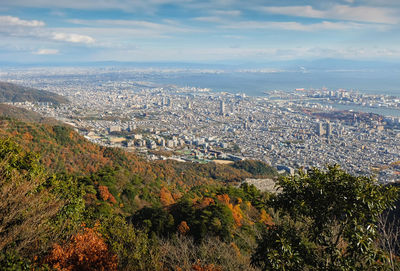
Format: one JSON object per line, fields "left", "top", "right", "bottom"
{"left": 0, "top": 58, "right": 399, "bottom": 72}
{"left": 0, "top": 81, "right": 68, "bottom": 105}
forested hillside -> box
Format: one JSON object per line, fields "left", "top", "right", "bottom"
{"left": 0, "top": 111, "right": 399, "bottom": 270}
{"left": 0, "top": 104, "right": 49, "bottom": 123}
{"left": 0, "top": 115, "right": 268, "bottom": 209}
{"left": 0, "top": 81, "right": 69, "bottom": 105}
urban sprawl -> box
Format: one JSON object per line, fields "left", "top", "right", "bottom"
{"left": 2, "top": 68, "right": 400, "bottom": 183}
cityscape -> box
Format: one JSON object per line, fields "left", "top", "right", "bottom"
{"left": 2, "top": 0, "right": 400, "bottom": 268}
{"left": 3, "top": 67, "right": 400, "bottom": 183}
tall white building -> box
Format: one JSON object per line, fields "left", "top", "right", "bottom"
{"left": 220, "top": 100, "right": 225, "bottom": 115}
{"left": 316, "top": 122, "right": 325, "bottom": 136}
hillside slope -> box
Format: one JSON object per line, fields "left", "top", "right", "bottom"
{"left": 0, "top": 81, "right": 68, "bottom": 105}
{"left": 0, "top": 103, "right": 58, "bottom": 123}
{"left": 0, "top": 113, "right": 398, "bottom": 270}
{"left": 0, "top": 114, "right": 275, "bottom": 213}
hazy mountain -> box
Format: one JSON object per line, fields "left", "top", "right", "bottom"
{"left": 0, "top": 81, "right": 68, "bottom": 105}
{"left": 0, "top": 103, "right": 51, "bottom": 123}
{"left": 1, "top": 58, "right": 399, "bottom": 71}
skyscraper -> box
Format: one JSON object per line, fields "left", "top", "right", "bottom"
{"left": 326, "top": 122, "right": 332, "bottom": 137}
{"left": 316, "top": 122, "right": 325, "bottom": 136}
{"left": 220, "top": 100, "right": 225, "bottom": 116}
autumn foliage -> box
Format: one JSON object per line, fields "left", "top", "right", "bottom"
{"left": 177, "top": 221, "right": 190, "bottom": 235}
{"left": 0, "top": 118, "right": 277, "bottom": 270}
{"left": 216, "top": 194, "right": 243, "bottom": 227}
{"left": 98, "top": 185, "right": 117, "bottom": 204}
{"left": 46, "top": 226, "right": 118, "bottom": 271}
{"left": 259, "top": 209, "right": 274, "bottom": 227}
{"left": 195, "top": 197, "right": 215, "bottom": 208}
{"left": 192, "top": 261, "right": 223, "bottom": 271}
{"left": 160, "top": 186, "right": 175, "bottom": 206}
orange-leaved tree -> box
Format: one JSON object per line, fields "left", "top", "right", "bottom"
{"left": 178, "top": 221, "right": 190, "bottom": 235}
{"left": 46, "top": 225, "right": 118, "bottom": 271}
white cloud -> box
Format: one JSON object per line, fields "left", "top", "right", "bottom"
{"left": 360, "top": 0, "right": 400, "bottom": 7}
{"left": 196, "top": 46, "right": 400, "bottom": 61}
{"left": 212, "top": 10, "right": 241, "bottom": 16}
{"left": 1, "top": 0, "right": 193, "bottom": 13}
{"left": 0, "top": 15, "right": 96, "bottom": 45}
{"left": 221, "top": 20, "right": 387, "bottom": 31}
{"left": 193, "top": 16, "right": 226, "bottom": 23}
{"left": 261, "top": 5, "right": 399, "bottom": 24}
{"left": 34, "top": 48, "right": 59, "bottom": 55}
{"left": 52, "top": 32, "right": 95, "bottom": 44}
{"left": 102, "top": 46, "right": 400, "bottom": 62}
{"left": 65, "top": 19, "right": 197, "bottom": 42}
{"left": 194, "top": 17, "right": 381, "bottom": 31}
{"left": 54, "top": 26, "right": 174, "bottom": 42}
{"left": 0, "top": 15, "right": 45, "bottom": 27}
{"left": 69, "top": 19, "right": 191, "bottom": 33}
{"left": 50, "top": 10, "right": 67, "bottom": 17}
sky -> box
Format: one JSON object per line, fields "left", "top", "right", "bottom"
{"left": 0, "top": 0, "right": 400, "bottom": 64}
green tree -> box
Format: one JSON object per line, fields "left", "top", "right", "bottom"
{"left": 232, "top": 160, "right": 278, "bottom": 177}
{"left": 100, "top": 215, "right": 161, "bottom": 271}
{"left": 0, "top": 139, "right": 60, "bottom": 267}
{"left": 252, "top": 166, "right": 399, "bottom": 270}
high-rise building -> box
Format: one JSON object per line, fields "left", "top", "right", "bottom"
{"left": 326, "top": 122, "right": 332, "bottom": 137}
{"left": 316, "top": 122, "right": 325, "bottom": 136}
{"left": 127, "top": 123, "right": 136, "bottom": 132}
{"left": 220, "top": 100, "right": 225, "bottom": 115}
{"left": 316, "top": 122, "right": 334, "bottom": 137}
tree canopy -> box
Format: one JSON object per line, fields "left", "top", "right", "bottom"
{"left": 252, "top": 166, "right": 399, "bottom": 270}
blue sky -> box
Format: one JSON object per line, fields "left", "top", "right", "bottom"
{"left": 0, "top": 0, "right": 400, "bottom": 64}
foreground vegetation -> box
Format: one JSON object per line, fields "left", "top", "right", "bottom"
{"left": 0, "top": 116, "right": 399, "bottom": 270}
